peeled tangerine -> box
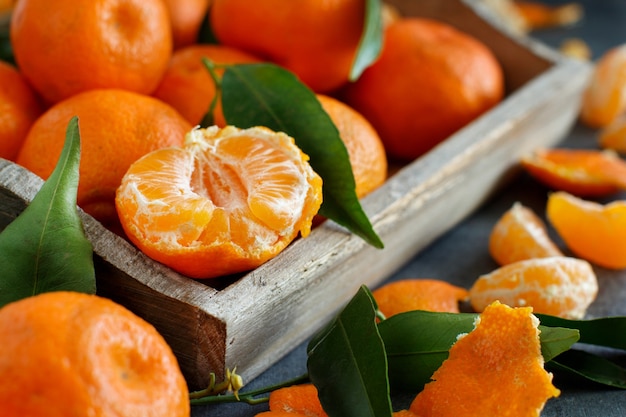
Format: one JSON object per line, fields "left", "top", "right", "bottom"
{"left": 469, "top": 257, "right": 598, "bottom": 319}
{"left": 547, "top": 191, "right": 626, "bottom": 270}
{"left": 410, "top": 301, "right": 560, "bottom": 417}
{"left": 489, "top": 202, "right": 563, "bottom": 266}
{"left": 115, "top": 126, "right": 323, "bottom": 279}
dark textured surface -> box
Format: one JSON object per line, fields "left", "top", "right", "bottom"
{"left": 194, "top": 1, "right": 626, "bottom": 415}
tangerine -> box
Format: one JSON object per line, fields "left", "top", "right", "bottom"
{"left": 162, "top": 0, "right": 211, "bottom": 49}
{"left": 0, "top": 291, "right": 189, "bottom": 417}
{"left": 521, "top": 148, "right": 626, "bottom": 197}
{"left": 469, "top": 256, "right": 598, "bottom": 319}
{"left": 340, "top": 17, "right": 504, "bottom": 161}
{"left": 372, "top": 279, "right": 469, "bottom": 317}
{"left": 153, "top": 44, "right": 261, "bottom": 127}
{"left": 115, "top": 125, "right": 323, "bottom": 279}
{"left": 317, "top": 94, "right": 387, "bottom": 199}
{"left": 489, "top": 202, "right": 563, "bottom": 266}
{"left": 580, "top": 43, "right": 626, "bottom": 128}
{"left": 16, "top": 89, "right": 192, "bottom": 230}
{"left": 209, "top": 0, "right": 366, "bottom": 93}
{"left": 410, "top": 301, "right": 560, "bottom": 417}
{"left": 0, "top": 60, "right": 43, "bottom": 161}
{"left": 10, "top": 0, "right": 173, "bottom": 104}
{"left": 547, "top": 191, "right": 626, "bottom": 270}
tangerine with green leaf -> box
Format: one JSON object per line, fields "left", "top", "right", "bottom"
{"left": 209, "top": 0, "right": 367, "bottom": 93}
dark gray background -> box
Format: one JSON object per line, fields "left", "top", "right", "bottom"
{"left": 193, "top": 1, "right": 626, "bottom": 415}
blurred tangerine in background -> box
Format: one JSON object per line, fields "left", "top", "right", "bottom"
{"left": 340, "top": 17, "right": 504, "bottom": 162}
{"left": 162, "top": 0, "right": 212, "bottom": 49}
{"left": 373, "top": 279, "right": 469, "bottom": 317}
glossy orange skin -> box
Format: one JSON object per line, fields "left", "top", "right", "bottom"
{"left": 210, "top": 0, "right": 365, "bottom": 93}
{"left": 163, "top": 0, "right": 211, "bottom": 49}
{"left": 341, "top": 17, "right": 504, "bottom": 162}
{"left": 10, "top": 0, "right": 173, "bottom": 104}
{"left": 153, "top": 44, "right": 261, "bottom": 126}
{"left": 0, "top": 61, "right": 44, "bottom": 161}
{"left": 0, "top": 291, "right": 190, "bottom": 417}
{"left": 16, "top": 89, "right": 192, "bottom": 229}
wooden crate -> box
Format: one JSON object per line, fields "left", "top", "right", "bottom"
{"left": 0, "top": 0, "right": 591, "bottom": 390}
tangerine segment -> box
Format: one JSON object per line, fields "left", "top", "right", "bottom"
{"left": 547, "top": 191, "right": 626, "bottom": 269}
{"left": 521, "top": 148, "right": 626, "bottom": 197}
{"left": 373, "top": 279, "right": 469, "bottom": 317}
{"left": 599, "top": 114, "right": 626, "bottom": 154}
{"left": 116, "top": 126, "right": 323, "bottom": 279}
{"left": 580, "top": 44, "right": 626, "bottom": 128}
{"left": 469, "top": 257, "right": 598, "bottom": 319}
{"left": 489, "top": 202, "right": 563, "bottom": 266}
{"left": 410, "top": 301, "right": 560, "bottom": 417}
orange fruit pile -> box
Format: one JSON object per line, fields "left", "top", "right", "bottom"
{"left": 115, "top": 125, "right": 323, "bottom": 279}
{"left": 0, "top": 291, "right": 190, "bottom": 417}
{"left": 409, "top": 301, "right": 560, "bottom": 417}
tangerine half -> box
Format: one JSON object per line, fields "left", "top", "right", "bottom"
{"left": 115, "top": 126, "right": 323, "bottom": 279}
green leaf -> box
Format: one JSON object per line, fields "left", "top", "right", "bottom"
{"left": 378, "top": 311, "right": 579, "bottom": 391}
{"left": 537, "top": 314, "right": 626, "bottom": 350}
{"left": 378, "top": 311, "right": 476, "bottom": 391}
{"left": 350, "top": 0, "right": 383, "bottom": 81}
{"left": 538, "top": 325, "right": 580, "bottom": 363}
{"left": 307, "top": 286, "right": 392, "bottom": 417}
{"left": 0, "top": 19, "right": 14, "bottom": 64}
{"left": 220, "top": 63, "right": 383, "bottom": 248}
{"left": 548, "top": 349, "right": 626, "bottom": 389}
{"left": 0, "top": 116, "right": 96, "bottom": 307}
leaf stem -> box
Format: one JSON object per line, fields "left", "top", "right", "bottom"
{"left": 190, "top": 372, "right": 310, "bottom": 406}
{"left": 199, "top": 57, "right": 226, "bottom": 128}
